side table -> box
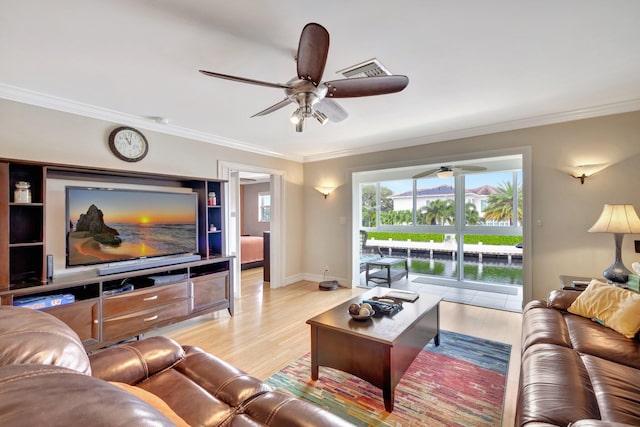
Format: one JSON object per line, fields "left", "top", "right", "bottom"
{"left": 366, "top": 257, "right": 408, "bottom": 287}
{"left": 559, "top": 275, "right": 592, "bottom": 291}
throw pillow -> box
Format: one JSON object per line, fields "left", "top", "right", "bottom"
{"left": 567, "top": 279, "right": 640, "bottom": 338}
{"left": 110, "top": 382, "right": 189, "bottom": 427}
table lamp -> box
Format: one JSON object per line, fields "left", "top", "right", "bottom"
{"left": 588, "top": 204, "right": 640, "bottom": 283}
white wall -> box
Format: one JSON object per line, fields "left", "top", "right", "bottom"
{"left": 302, "top": 111, "right": 640, "bottom": 302}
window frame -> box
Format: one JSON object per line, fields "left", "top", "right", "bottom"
{"left": 258, "top": 191, "right": 271, "bottom": 222}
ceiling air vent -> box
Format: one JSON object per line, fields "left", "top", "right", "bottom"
{"left": 338, "top": 59, "right": 392, "bottom": 78}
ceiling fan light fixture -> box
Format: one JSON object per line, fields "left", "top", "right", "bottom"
{"left": 290, "top": 108, "right": 303, "bottom": 124}
{"left": 437, "top": 170, "right": 454, "bottom": 179}
{"left": 313, "top": 110, "right": 328, "bottom": 125}
{"left": 295, "top": 119, "right": 304, "bottom": 132}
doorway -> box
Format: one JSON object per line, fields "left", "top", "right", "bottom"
{"left": 218, "top": 161, "right": 285, "bottom": 298}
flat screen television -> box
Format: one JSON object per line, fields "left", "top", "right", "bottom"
{"left": 66, "top": 187, "right": 198, "bottom": 268}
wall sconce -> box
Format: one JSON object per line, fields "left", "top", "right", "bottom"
{"left": 315, "top": 186, "right": 336, "bottom": 199}
{"left": 569, "top": 163, "right": 608, "bottom": 184}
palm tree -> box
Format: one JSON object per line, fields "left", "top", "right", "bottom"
{"left": 465, "top": 202, "right": 481, "bottom": 225}
{"left": 483, "top": 182, "right": 522, "bottom": 225}
{"left": 422, "top": 199, "right": 454, "bottom": 225}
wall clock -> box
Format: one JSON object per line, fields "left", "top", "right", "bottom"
{"left": 108, "top": 126, "right": 149, "bottom": 162}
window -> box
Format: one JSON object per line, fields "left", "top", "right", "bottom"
{"left": 258, "top": 192, "right": 270, "bottom": 222}
{"left": 355, "top": 155, "right": 524, "bottom": 287}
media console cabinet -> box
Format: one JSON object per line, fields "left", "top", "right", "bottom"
{"left": 0, "top": 158, "right": 233, "bottom": 351}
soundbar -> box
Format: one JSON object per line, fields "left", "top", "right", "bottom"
{"left": 97, "top": 254, "right": 202, "bottom": 276}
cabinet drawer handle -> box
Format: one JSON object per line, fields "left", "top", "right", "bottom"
{"left": 143, "top": 295, "right": 159, "bottom": 301}
{"left": 143, "top": 315, "right": 159, "bottom": 322}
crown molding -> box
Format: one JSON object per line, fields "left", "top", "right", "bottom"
{"left": 3, "top": 83, "right": 639, "bottom": 165}
{"left": 302, "top": 98, "right": 640, "bottom": 163}
{"left": 0, "top": 83, "right": 302, "bottom": 162}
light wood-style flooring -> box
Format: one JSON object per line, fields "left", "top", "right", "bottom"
{"left": 154, "top": 267, "right": 522, "bottom": 427}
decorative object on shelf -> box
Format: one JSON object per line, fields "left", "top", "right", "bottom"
{"left": 208, "top": 192, "right": 217, "bottom": 206}
{"left": 588, "top": 204, "right": 640, "bottom": 283}
{"left": 108, "top": 126, "right": 149, "bottom": 162}
{"left": 314, "top": 186, "right": 335, "bottom": 199}
{"left": 209, "top": 224, "right": 217, "bottom": 232}
{"left": 14, "top": 181, "right": 31, "bottom": 203}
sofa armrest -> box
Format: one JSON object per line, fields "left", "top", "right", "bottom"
{"left": 0, "top": 306, "right": 91, "bottom": 375}
{"left": 547, "top": 289, "right": 582, "bottom": 310}
{"left": 0, "top": 364, "right": 177, "bottom": 426}
{"left": 90, "top": 336, "right": 185, "bottom": 384}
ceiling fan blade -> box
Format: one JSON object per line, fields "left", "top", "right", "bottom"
{"left": 199, "top": 70, "right": 291, "bottom": 90}
{"left": 296, "top": 23, "right": 329, "bottom": 86}
{"left": 457, "top": 166, "right": 487, "bottom": 172}
{"left": 314, "top": 99, "right": 349, "bottom": 123}
{"left": 323, "top": 75, "right": 409, "bottom": 98}
{"left": 251, "top": 98, "right": 293, "bottom": 117}
{"left": 412, "top": 168, "right": 440, "bottom": 179}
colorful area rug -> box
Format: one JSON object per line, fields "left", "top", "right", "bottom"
{"left": 265, "top": 331, "right": 510, "bottom": 426}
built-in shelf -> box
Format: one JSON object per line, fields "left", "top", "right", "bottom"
{"left": 1, "top": 158, "right": 232, "bottom": 351}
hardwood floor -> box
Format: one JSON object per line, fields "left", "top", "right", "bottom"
{"left": 154, "top": 267, "right": 522, "bottom": 427}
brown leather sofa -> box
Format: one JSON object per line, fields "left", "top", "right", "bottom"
{"left": 517, "top": 289, "right": 640, "bottom": 427}
{"left": 0, "top": 306, "right": 354, "bottom": 426}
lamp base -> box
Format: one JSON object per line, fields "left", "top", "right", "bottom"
{"left": 603, "top": 264, "right": 632, "bottom": 284}
{"left": 603, "top": 233, "right": 633, "bottom": 284}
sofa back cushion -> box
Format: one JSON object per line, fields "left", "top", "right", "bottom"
{"left": 0, "top": 306, "right": 91, "bottom": 375}
{"left": 90, "top": 336, "right": 185, "bottom": 384}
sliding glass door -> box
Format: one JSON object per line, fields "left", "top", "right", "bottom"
{"left": 356, "top": 155, "right": 523, "bottom": 289}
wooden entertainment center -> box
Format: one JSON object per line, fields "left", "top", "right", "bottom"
{"left": 0, "top": 159, "right": 233, "bottom": 351}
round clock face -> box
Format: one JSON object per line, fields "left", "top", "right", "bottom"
{"left": 108, "top": 127, "right": 148, "bottom": 162}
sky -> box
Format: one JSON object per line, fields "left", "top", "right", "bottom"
{"left": 68, "top": 188, "right": 197, "bottom": 224}
{"left": 380, "top": 171, "right": 522, "bottom": 195}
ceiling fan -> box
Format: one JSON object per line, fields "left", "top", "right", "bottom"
{"left": 199, "top": 23, "right": 409, "bottom": 132}
{"left": 412, "top": 165, "right": 488, "bottom": 179}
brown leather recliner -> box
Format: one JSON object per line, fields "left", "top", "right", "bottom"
{"left": 0, "top": 306, "right": 354, "bottom": 426}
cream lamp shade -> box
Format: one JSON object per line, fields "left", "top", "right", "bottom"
{"left": 588, "top": 204, "right": 640, "bottom": 283}
{"left": 588, "top": 204, "right": 640, "bottom": 234}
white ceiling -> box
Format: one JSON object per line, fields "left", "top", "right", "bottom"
{"left": 2, "top": 1, "right": 640, "bottom": 163}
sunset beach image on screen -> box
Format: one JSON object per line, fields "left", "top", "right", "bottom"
{"left": 66, "top": 187, "right": 198, "bottom": 267}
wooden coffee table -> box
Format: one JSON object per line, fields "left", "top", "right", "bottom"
{"left": 306, "top": 287, "right": 440, "bottom": 412}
